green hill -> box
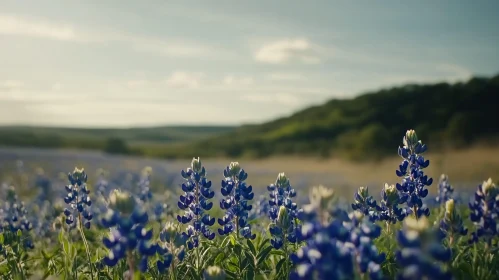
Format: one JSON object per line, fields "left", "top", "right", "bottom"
{"left": 160, "top": 74, "right": 499, "bottom": 160}
{"left": 1, "top": 75, "right": 498, "bottom": 159}
{"left": 0, "top": 125, "right": 235, "bottom": 155}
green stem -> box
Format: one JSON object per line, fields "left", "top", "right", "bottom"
{"left": 127, "top": 250, "right": 135, "bottom": 280}
{"left": 283, "top": 233, "right": 289, "bottom": 280}
{"left": 78, "top": 214, "right": 94, "bottom": 280}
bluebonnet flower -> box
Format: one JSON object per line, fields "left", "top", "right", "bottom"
{"left": 268, "top": 173, "right": 302, "bottom": 248}
{"left": 218, "top": 162, "right": 255, "bottom": 239}
{"left": 378, "top": 184, "right": 406, "bottom": 225}
{"left": 101, "top": 190, "right": 157, "bottom": 272}
{"left": 352, "top": 186, "right": 379, "bottom": 222}
{"left": 152, "top": 202, "right": 168, "bottom": 223}
{"left": 310, "top": 185, "right": 341, "bottom": 224}
{"left": 436, "top": 174, "right": 454, "bottom": 206}
{"left": 248, "top": 195, "right": 270, "bottom": 235}
{"left": 95, "top": 169, "right": 110, "bottom": 198}
{"left": 0, "top": 185, "right": 34, "bottom": 249}
{"left": 249, "top": 195, "right": 270, "bottom": 220}
{"left": 137, "top": 167, "right": 153, "bottom": 202}
{"left": 468, "top": 178, "right": 499, "bottom": 244}
{"left": 63, "top": 168, "right": 93, "bottom": 229}
{"left": 395, "top": 130, "right": 432, "bottom": 219}
{"left": 396, "top": 216, "right": 452, "bottom": 280}
{"left": 177, "top": 157, "right": 216, "bottom": 249}
{"left": 203, "top": 266, "right": 226, "bottom": 280}
{"left": 342, "top": 211, "right": 385, "bottom": 280}
{"left": 291, "top": 204, "right": 355, "bottom": 280}
{"left": 156, "top": 222, "right": 186, "bottom": 273}
{"left": 439, "top": 199, "right": 467, "bottom": 245}
{"left": 34, "top": 168, "right": 53, "bottom": 203}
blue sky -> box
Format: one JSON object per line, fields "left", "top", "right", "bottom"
{"left": 1, "top": 0, "right": 498, "bottom": 127}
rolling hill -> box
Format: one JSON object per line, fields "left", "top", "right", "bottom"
{"left": 1, "top": 74, "right": 498, "bottom": 160}
{"left": 159, "top": 74, "right": 499, "bottom": 160}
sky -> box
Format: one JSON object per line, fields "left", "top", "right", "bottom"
{"left": 1, "top": 0, "right": 498, "bottom": 128}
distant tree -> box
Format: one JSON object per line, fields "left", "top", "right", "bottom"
{"left": 104, "top": 137, "right": 130, "bottom": 154}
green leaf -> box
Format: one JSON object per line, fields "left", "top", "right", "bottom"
{"left": 275, "top": 258, "right": 286, "bottom": 274}
{"left": 245, "top": 268, "right": 255, "bottom": 280}
{"left": 225, "top": 270, "right": 238, "bottom": 280}
{"left": 246, "top": 239, "right": 256, "bottom": 256}
{"left": 256, "top": 246, "right": 273, "bottom": 267}
{"left": 244, "top": 251, "right": 255, "bottom": 269}
{"left": 0, "top": 233, "right": 3, "bottom": 245}
{"left": 230, "top": 235, "right": 237, "bottom": 246}
{"left": 214, "top": 252, "right": 225, "bottom": 265}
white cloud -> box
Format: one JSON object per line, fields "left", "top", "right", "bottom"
{"left": 52, "top": 83, "right": 63, "bottom": 91}
{"left": 254, "top": 38, "right": 323, "bottom": 64}
{"left": 166, "top": 72, "right": 204, "bottom": 89}
{"left": 0, "top": 14, "right": 78, "bottom": 41}
{"left": 435, "top": 63, "right": 473, "bottom": 81}
{"left": 223, "top": 75, "right": 254, "bottom": 86}
{"left": 265, "top": 72, "right": 304, "bottom": 81}
{"left": 241, "top": 93, "right": 301, "bottom": 106}
{"left": 0, "top": 80, "right": 23, "bottom": 91}
{"left": 0, "top": 14, "right": 233, "bottom": 59}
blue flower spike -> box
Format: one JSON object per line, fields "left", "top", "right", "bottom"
{"left": 268, "top": 173, "right": 303, "bottom": 248}
{"left": 396, "top": 216, "right": 452, "bottom": 280}
{"left": 63, "top": 168, "right": 93, "bottom": 230}
{"left": 218, "top": 162, "right": 256, "bottom": 239}
{"left": 396, "top": 130, "right": 432, "bottom": 219}
{"left": 439, "top": 199, "right": 467, "bottom": 245}
{"left": 177, "top": 157, "right": 216, "bottom": 249}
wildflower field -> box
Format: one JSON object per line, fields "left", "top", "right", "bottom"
{"left": 1, "top": 130, "right": 498, "bottom": 280}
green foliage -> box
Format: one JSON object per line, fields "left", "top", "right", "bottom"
{"left": 159, "top": 74, "right": 499, "bottom": 160}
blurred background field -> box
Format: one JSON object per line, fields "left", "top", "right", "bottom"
{"left": 2, "top": 143, "right": 498, "bottom": 203}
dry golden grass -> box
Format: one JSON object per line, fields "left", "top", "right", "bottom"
{"left": 236, "top": 145, "right": 499, "bottom": 197}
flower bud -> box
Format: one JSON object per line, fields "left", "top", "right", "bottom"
{"left": 404, "top": 216, "right": 429, "bottom": 232}
{"left": 141, "top": 166, "right": 153, "bottom": 176}
{"left": 383, "top": 183, "right": 399, "bottom": 206}
{"left": 403, "top": 129, "right": 419, "bottom": 148}
{"left": 228, "top": 162, "right": 241, "bottom": 176}
{"left": 444, "top": 199, "right": 455, "bottom": 216}
{"left": 203, "top": 266, "right": 226, "bottom": 280}
{"left": 276, "top": 172, "right": 290, "bottom": 187}
{"left": 358, "top": 186, "right": 368, "bottom": 199}
{"left": 481, "top": 178, "right": 497, "bottom": 195}
{"left": 191, "top": 157, "right": 202, "bottom": 172}
{"left": 109, "top": 189, "right": 136, "bottom": 215}
{"left": 160, "top": 222, "right": 177, "bottom": 242}
{"left": 277, "top": 206, "right": 290, "bottom": 228}
{"left": 310, "top": 185, "right": 335, "bottom": 209}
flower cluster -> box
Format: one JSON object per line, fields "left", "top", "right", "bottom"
{"left": 396, "top": 216, "right": 452, "bottom": 280}
{"left": 378, "top": 183, "right": 406, "bottom": 224}
{"left": 268, "top": 173, "right": 302, "bottom": 248}
{"left": 0, "top": 186, "right": 33, "bottom": 233}
{"left": 156, "top": 222, "right": 186, "bottom": 273}
{"left": 63, "top": 168, "right": 93, "bottom": 229}
{"left": 436, "top": 174, "right": 454, "bottom": 206}
{"left": 342, "top": 211, "right": 385, "bottom": 280}
{"left": 468, "top": 178, "right": 499, "bottom": 244}
{"left": 177, "top": 157, "right": 216, "bottom": 249}
{"left": 218, "top": 162, "right": 255, "bottom": 239}
{"left": 395, "top": 130, "right": 432, "bottom": 218}
{"left": 137, "top": 167, "right": 153, "bottom": 202}
{"left": 291, "top": 204, "right": 355, "bottom": 280}
{"left": 101, "top": 190, "right": 157, "bottom": 272}
{"left": 203, "top": 266, "right": 226, "bottom": 280}
{"left": 308, "top": 185, "right": 336, "bottom": 224}
{"left": 439, "top": 199, "right": 467, "bottom": 245}
{"left": 0, "top": 186, "right": 34, "bottom": 249}
{"left": 351, "top": 186, "right": 379, "bottom": 222}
